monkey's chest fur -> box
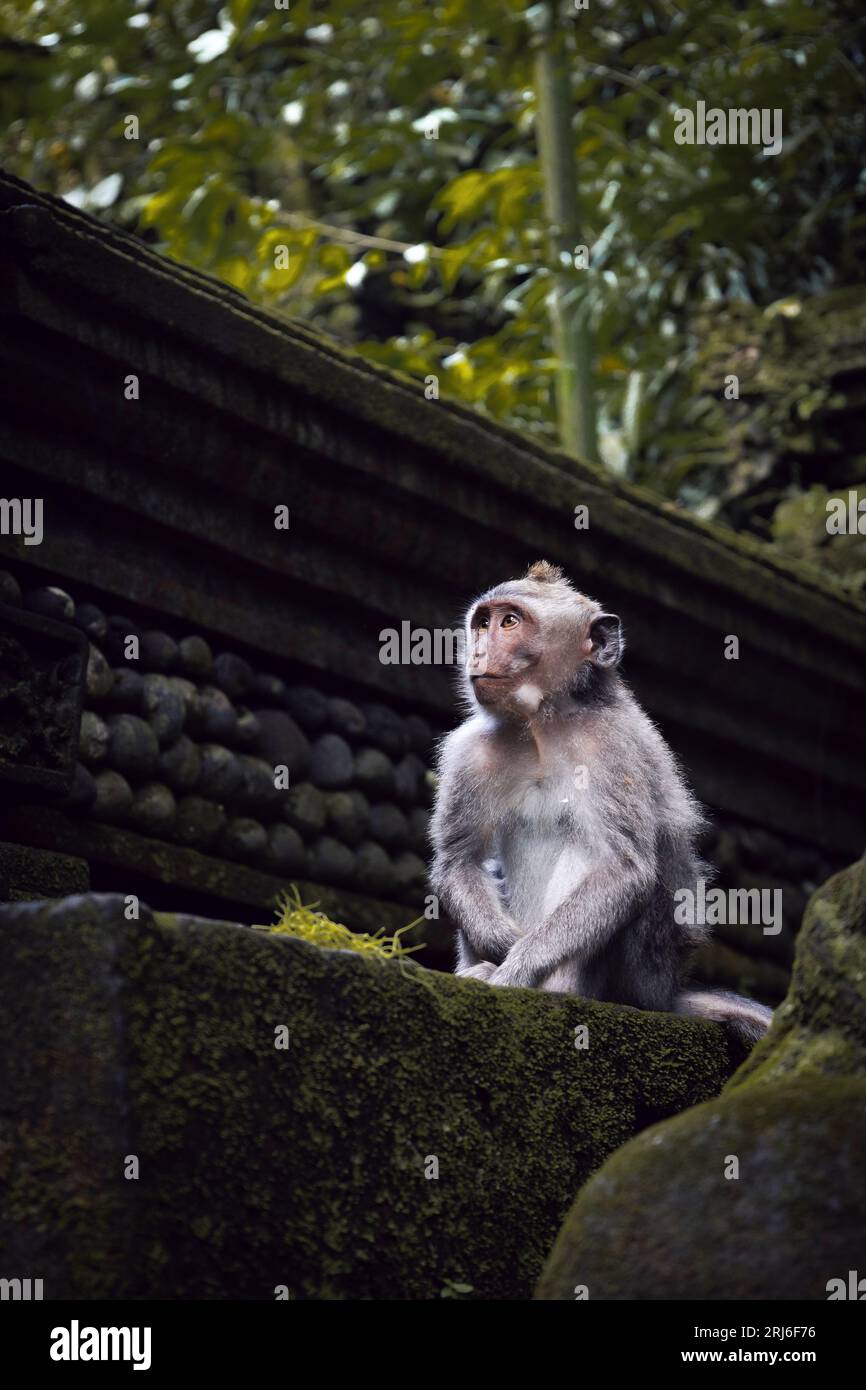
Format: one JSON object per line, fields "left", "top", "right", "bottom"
{"left": 485, "top": 770, "right": 597, "bottom": 934}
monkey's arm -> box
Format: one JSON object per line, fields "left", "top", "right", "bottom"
{"left": 430, "top": 752, "right": 520, "bottom": 969}
{"left": 433, "top": 845, "right": 521, "bottom": 969}
{"left": 489, "top": 857, "right": 653, "bottom": 989}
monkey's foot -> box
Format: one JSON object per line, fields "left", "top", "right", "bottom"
{"left": 456, "top": 961, "right": 497, "bottom": 982}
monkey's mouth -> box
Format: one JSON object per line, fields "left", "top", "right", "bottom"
{"left": 470, "top": 673, "right": 513, "bottom": 689}
{"left": 470, "top": 673, "right": 521, "bottom": 703}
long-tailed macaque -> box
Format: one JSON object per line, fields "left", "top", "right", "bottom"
{"left": 430, "top": 561, "right": 772, "bottom": 1045}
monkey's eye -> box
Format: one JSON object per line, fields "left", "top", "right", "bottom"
{"left": 475, "top": 615, "right": 490, "bottom": 630}
{"left": 501, "top": 613, "right": 520, "bottom": 629}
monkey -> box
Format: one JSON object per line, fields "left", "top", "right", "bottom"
{"left": 429, "top": 560, "right": 773, "bottom": 1046}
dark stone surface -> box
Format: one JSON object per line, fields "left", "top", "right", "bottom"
{"left": 392, "top": 851, "right": 428, "bottom": 896}
{"left": 282, "top": 782, "right": 327, "bottom": 837}
{"left": 325, "top": 790, "right": 370, "bottom": 847}
{"left": 327, "top": 697, "right": 366, "bottom": 739}
{"left": 197, "top": 744, "right": 243, "bottom": 802}
{"left": 249, "top": 672, "right": 288, "bottom": 707}
{"left": 57, "top": 761, "right": 97, "bottom": 811}
{"left": 128, "top": 782, "right": 177, "bottom": 837}
{"left": 368, "top": 802, "right": 410, "bottom": 851}
{"left": 165, "top": 675, "right": 197, "bottom": 713}
{"left": 84, "top": 642, "right": 113, "bottom": 701}
{"left": 174, "top": 796, "right": 227, "bottom": 850}
{"left": 0, "top": 893, "right": 746, "bottom": 1298}
{"left": 0, "top": 570, "right": 22, "bottom": 606}
{"left": 251, "top": 709, "right": 311, "bottom": 781}
{"left": 355, "top": 840, "right": 396, "bottom": 896}
{"left": 231, "top": 754, "right": 282, "bottom": 814}
{"left": 139, "top": 630, "right": 178, "bottom": 672}
{"left": 26, "top": 585, "right": 74, "bottom": 622}
{"left": 405, "top": 713, "right": 434, "bottom": 755}
{"left": 188, "top": 685, "right": 237, "bottom": 742}
{"left": 221, "top": 816, "right": 267, "bottom": 861}
{"left": 105, "top": 668, "right": 144, "bottom": 712}
{"left": 74, "top": 601, "right": 107, "bottom": 642}
{"left": 284, "top": 685, "right": 330, "bottom": 730}
{"left": 141, "top": 674, "right": 186, "bottom": 747}
{"left": 92, "top": 768, "right": 133, "bottom": 821}
{"left": 213, "top": 652, "right": 254, "bottom": 700}
{"left": 0, "top": 841, "right": 89, "bottom": 901}
{"left": 233, "top": 708, "right": 260, "bottom": 747}
{"left": 176, "top": 634, "right": 214, "bottom": 680}
{"left": 361, "top": 702, "right": 409, "bottom": 757}
{"left": 353, "top": 747, "right": 395, "bottom": 799}
{"left": 309, "top": 733, "right": 354, "bottom": 790}
{"left": 106, "top": 713, "right": 160, "bottom": 778}
{"left": 79, "top": 709, "right": 109, "bottom": 765}
{"left": 0, "top": 601, "right": 88, "bottom": 793}
{"left": 408, "top": 806, "right": 430, "bottom": 856}
{"left": 308, "top": 835, "right": 356, "bottom": 885}
{"left": 262, "top": 822, "right": 306, "bottom": 875}
{"left": 393, "top": 753, "right": 426, "bottom": 806}
{"left": 157, "top": 735, "right": 202, "bottom": 793}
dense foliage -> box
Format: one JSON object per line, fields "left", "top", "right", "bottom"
{"left": 1, "top": 0, "right": 864, "bottom": 567}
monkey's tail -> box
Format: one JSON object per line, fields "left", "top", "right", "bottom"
{"left": 675, "top": 989, "right": 773, "bottom": 1047}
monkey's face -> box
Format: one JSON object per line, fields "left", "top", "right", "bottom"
{"left": 465, "top": 585, "right": 624, "bottom": 718}
{"left": 466, "top": 599, "right": 546, "bottom": 712}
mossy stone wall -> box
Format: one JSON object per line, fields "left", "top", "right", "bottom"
{"left": 0, "top": 893, "right": 747, "bottom": 1299}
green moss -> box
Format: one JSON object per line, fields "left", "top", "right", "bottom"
{"left": 727, "top": 855, "right": 866, "bottom": 1090}
{"left": 535, "top": 1077, "right": 866, "bottom": 1301}
{"left": 0, "top": 893, "right": 745, "bottom": 1300}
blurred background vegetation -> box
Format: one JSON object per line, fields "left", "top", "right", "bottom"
{"left": 1, "top": 0, "right": 864, "bottom": 584}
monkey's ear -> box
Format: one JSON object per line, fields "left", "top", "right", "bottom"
{"left": 588, "top": 613, "right": 624, "bottom": 667}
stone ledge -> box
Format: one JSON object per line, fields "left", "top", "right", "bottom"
{"left": 0, "top": 892, "right": 748, "bottom": 1299}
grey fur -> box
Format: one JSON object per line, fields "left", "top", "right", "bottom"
{"left": 429, "top": 563, "right": 772, "bottom": 1047}
{"left": 676, "top": 990, "right": 774, "bottom": 1046}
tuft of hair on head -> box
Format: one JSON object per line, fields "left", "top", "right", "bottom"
{"left": 524, "top": 560, "right": 564, "bottom": 584}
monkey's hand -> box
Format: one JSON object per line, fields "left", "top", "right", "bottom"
{"left": 456, "top": 960, "right": 497, "bottom": 982}
{"left": 488, "top": 945, "right": 536, "bottom": 990}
